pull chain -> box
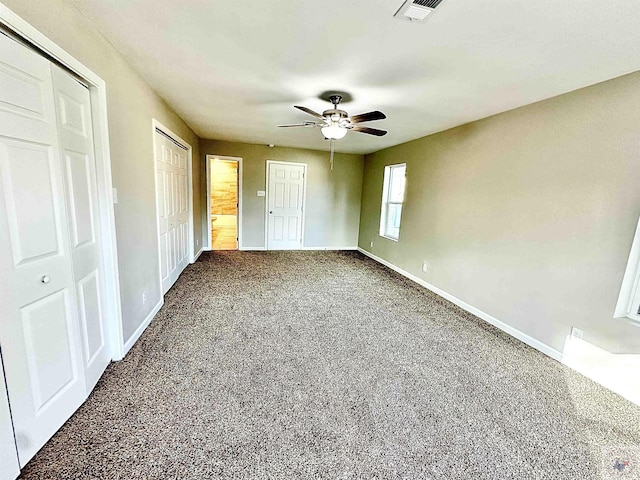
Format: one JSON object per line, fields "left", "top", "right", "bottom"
{"left": 330, "top": 139, "right": 335, "bottom": 171}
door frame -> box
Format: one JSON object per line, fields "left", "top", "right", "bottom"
{"left": 205, "top": 155, "right": 243, "bottom": 250}
{"left": 264, "top": 160, "right": 307, "bottom": 250}
{"left": 152, "top": 119, "right": 194, "bottom": 295}
{"left": 0, "top": 4, "right": 124, "bottom": 359}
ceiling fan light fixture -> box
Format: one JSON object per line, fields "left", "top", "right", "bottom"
{"left": 321, "top": 125, "right": 347, "bottom": 140}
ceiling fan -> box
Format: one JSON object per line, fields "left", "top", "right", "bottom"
{"left": 278, "top": 94, "right": 387, "bottom": 169}
{"left": 278, "top": 94, "right": 387, "bottom": 140}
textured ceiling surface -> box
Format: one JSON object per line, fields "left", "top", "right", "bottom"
{"left": 70, "top": 0, "right": 640, "bottom": 154}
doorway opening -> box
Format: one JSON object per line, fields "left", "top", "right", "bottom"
{"left": 207, "top": 155, "right": 242, "bottom": 250}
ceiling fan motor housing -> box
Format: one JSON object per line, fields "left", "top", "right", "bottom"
{"left": 324, "top": 95, "right": 348, "bottom": 123}
{"left": 322, "top": 109, "right": 349, "bottom": 121}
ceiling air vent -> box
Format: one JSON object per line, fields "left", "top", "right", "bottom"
{"left": 394, "top": 0, "right": 445, "bottom": 21}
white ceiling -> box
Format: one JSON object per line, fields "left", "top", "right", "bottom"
{"left": 70, "top": 0, "right": 640, "bottom": 154}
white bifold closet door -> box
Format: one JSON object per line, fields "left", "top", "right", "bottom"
{"left": 155, "top": 131, "right": 189, "bottom": 294}
{"left": 0, "top": 33, "right": 110, "bottom": 468}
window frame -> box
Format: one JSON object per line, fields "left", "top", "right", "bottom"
{"left": 379, "top": 163, "right": 407, "bottom": 242}
{"left": 614, "top": 216, "right": 640, "bottom": 325}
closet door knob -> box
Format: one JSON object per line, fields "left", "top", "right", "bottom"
{"left": 41, "top": 275, "right": 51, "bottom": 284}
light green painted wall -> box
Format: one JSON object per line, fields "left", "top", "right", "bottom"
{"left": 359, "top": 70, "right": 640, "bottom": 354}
{"left": 3, "top": 0, "right": 203, "bottom": 342}
{"left": 200, "top": 140, "right": 364, "bottom": 249}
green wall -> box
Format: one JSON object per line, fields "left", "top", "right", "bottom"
{"left": 200, "top": 140, "right": 364, "bottom": 249}
{"left": 359, "top": 70, "right": 640, "bottom": 354}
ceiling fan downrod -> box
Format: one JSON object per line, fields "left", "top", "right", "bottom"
{"left": 329, "top": 95, "right": 342, "bottom": 108}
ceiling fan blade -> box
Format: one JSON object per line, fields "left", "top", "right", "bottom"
{"left": 349, "top": 110, "right": 386, "bottom": 124}
{"left": 277, "top": 121, "right": 320, "bottom": 128}
{"left": 294, "top": 105, "right": 325, "bottom": 119}
{"left": 351, "top": 126, "right": 387, "bottom": 136}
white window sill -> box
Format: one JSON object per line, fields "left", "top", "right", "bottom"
{"left": 620, "top": 314, "right": 640, "bottom": 328}
{"left": 380, "top": 234, "right": 399, "bottom": 242}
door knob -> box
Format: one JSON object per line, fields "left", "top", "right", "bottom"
{"left": 269, "top": 211, "right": 273, "bottom": 214}
{"left": 41, "top": 275, "right": 50, "bottom": 284}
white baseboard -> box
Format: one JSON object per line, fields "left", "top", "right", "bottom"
{"left": 300, "top": 246, "right": 358, "bottom": 251}
{"left": 238, "top": 246, "right": 357, "bottom": 251}
{"left": 121, "top": 298, "right": 164, "bottom": 357}
{"left": 357, "top": 247, "right": 563, "bottom": 362}
{"left": 191, "top": 247, "right": 204, "bottom": 263}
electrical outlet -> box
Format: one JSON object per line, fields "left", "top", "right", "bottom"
{"left": 571, "top": 327, "right": 584, "bottom": 340}
{"left": 422, "top": 262, "right": 428, "bottom": 273}
{"left": 370, "top": 241, "right": 374, "bottom": 248}
{"left": 196, "top": 239, "right": 199, "bottom": 246}
{"left": 142, "top": 290, "right": 147, "bottom": 305}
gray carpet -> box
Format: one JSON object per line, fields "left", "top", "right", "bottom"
{"left": 20, "top": 251, "right": 640, "bottom": 479}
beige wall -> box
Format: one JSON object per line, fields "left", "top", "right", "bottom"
{"left": 200, "top": 140, "right": 364, "bottom": 249}
{"left": 3, "top": 0, "right": 203, "bottom": 342}
{"left": 359, "top": 70, "right": 640, "bottom": 354}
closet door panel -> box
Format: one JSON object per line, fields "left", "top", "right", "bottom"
{"left": 19, "top": 290, "right": 75, "bottom": 410}
{"left": 0, "top": 41, "right": 51, "bottom": 146}
{"left": 52, "top": 65, "right": 110, "bottom": 393}
{"left": 77, "top": 270, "right": 104, "bottom": 362}
{"left": 64, "top": 151, "right": 95, "bottom": 247}
{"left": 1, "top": 141, "right": 60, "bottom": 263}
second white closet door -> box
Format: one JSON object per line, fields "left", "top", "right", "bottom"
{"left": 155, "top": 132, "right": 189, "bottom": 294}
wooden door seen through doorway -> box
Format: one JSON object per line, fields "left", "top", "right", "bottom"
{"left": 209, "top": 157, "right": 240, "bottom": 250}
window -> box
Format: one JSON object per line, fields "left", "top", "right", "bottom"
{"left": 614, "top": 216, "right": 640, "bottom": 324}
{"left": 379, "top": 163, "right": 406, "bottom": 241}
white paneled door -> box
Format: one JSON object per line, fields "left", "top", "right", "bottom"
{"left": 0, "top": 34, "right": 88, "bottom": 466}
{"left": 51, "top": 65, "right": 111, "bottom": 393}
{"left": 155, "top": 130, "right": 189, "bottom": 294}
{"left": 267, "top": 162, "right": 305, "bottom": 250}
